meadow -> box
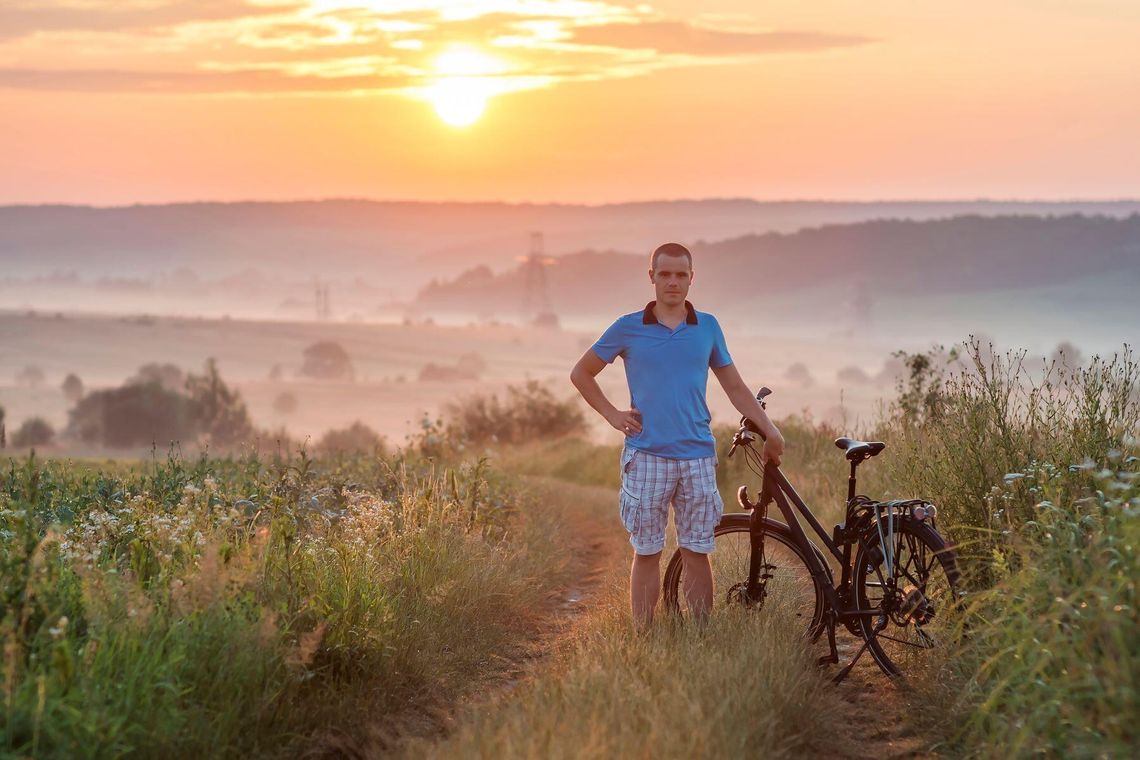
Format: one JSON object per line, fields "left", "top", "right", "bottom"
{"left": 1, "top": 338, "right": 1136, "bottom": 757}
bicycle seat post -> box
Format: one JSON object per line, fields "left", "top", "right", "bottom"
{"left": 847, "top": 460, "right": 858, "bottom": 504}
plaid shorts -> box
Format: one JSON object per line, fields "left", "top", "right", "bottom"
{"left": 618, "top": 443, "right": 724, "bottom": 555}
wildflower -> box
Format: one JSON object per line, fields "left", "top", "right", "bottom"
{"left": 48, "top": 616, "right": 69, "bottom": 639}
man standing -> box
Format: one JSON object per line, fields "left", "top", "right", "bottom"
{"left": 570, "top": 242, "right": 785, "bottom": 629}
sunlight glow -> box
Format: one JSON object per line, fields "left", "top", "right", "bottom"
{"left": 424, "top": 45, "right": 509, "bottom": 127}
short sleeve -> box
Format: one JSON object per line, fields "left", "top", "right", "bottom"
{"left": 591, "top": 317, "right": 627, "bottom": 364}
{"left": 709, "top": 316, "right": 733, "bottom": 368}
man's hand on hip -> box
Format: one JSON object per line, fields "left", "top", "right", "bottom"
{"left": 607, "top": 406, "right": 642, "bottom": 436}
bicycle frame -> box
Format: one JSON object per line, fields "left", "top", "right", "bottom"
{"left": 746, "top": 462, "right": 894, "bottom": 631}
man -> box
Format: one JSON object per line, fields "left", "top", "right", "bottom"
{"left": 569, "top": 242, "right": 784, "bottom": 629}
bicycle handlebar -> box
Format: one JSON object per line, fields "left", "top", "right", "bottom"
{"left": 727, "top": 386, "right": 771, "bottom": 458}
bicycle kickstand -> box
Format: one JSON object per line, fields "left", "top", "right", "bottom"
{"left": 816, "top": 612, "right": 839, "bottom": 668}
{"left": 832, "top": 617, "right": 888, "bottom": 684}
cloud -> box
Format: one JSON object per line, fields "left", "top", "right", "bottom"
{"left": 0, "top": 3, "right": 873, "bottom": 94}
{"left": 569, "top": 21, "right": 871, "bottom": 56}
{"left": 0, "top": 1, "right": 303, "bottom": 41}
{"left": 0, "top": 66, "right": 408, "bottom": 93}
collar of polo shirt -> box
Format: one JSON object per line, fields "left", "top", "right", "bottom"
{"left": 642, "top": 300, "right": 699, "bottom": 325}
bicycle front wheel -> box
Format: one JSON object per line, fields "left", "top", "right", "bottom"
{"left": 853, "top": 517, "right": 962, "bottom": 677}
{"left": 662, "top": 514, "right": 826, "bottom": 638}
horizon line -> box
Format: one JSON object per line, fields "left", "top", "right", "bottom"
{"left": 3, "top": 195, "right": 1140, "bottom": 211}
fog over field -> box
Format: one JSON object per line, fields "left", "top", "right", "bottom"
{"left": 2, "top": 200, "right": 1137, "bottom": 454}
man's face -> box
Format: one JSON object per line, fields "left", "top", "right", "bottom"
{"left": 649, "top": 253, "right": 693, "bottom": 307}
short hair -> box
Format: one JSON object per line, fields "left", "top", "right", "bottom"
{"left": 650, "top": 242, "right": 693, "bottom": 271}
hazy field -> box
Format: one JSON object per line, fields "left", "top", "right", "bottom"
{"left": 0, "top": 308, "right": 910, "bottom": 454}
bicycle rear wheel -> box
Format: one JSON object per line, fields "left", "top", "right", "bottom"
{"left": 662, "top": 514, "right": 826, "bottom": 638}
{"left": 853, "top": 517, "right": 962, "bottom": 677}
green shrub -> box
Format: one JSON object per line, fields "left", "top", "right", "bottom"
{"left": 11, "top": 418, "right": 55, "bottom": 448}
{"left": 443, "top": 380, "right": 587, "bottom": 446}
{"left": 874, "top": 338, "right": 1139, "bottom": 756}
{"left": 0, "top": 448, "right": 566, "bottom": 757}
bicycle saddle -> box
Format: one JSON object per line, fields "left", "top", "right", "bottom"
{"left": 834, "top": 437, "right": 887, "bottom": 461}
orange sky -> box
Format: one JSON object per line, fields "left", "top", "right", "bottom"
{"left": 1, "top": 0, "right": 1138, "bottom": 205}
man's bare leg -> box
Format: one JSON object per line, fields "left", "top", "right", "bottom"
{"left": 630, "top": 551, "right": 661, "bottom": 630}
{"left": 680, "top": 548, "right": 713, "bottom": 622}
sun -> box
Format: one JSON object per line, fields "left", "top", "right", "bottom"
{"left": 425, "top": 46, "right": 506, "bottom": 128}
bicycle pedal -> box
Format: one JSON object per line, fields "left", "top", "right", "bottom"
{"left": 816, "top": 653, "right": 838, "bottom": 667}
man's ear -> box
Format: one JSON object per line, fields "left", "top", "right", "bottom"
{"left": 647, "top": 268, "right": 655, "bottom": 282}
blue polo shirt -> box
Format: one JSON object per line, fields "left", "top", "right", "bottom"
{"left": 591, "top": 300, "right": 733, "bottom": 460}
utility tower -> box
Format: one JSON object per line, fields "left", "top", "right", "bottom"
{"left": 315, "top": 281, "right": 331, "bottom": 320}
{"left": 517, "top": 232, "right": 559, "bottom": 328}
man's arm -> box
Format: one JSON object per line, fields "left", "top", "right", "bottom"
{"left": 570, "top": 350, "right": 642, "bottom": 435}
{"left": 711, "top": 362, "right": 784, "bottom": 465}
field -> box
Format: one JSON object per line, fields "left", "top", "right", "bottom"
{"left": 0, "top": 309, "right": 903, "bottom": 454}
{"left": 2, "top": 338, "right": 1136, "bottom": 757}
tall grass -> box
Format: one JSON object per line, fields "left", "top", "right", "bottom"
{"left": 401, "top": 548, "right": 846, "bottom": 759}
{"left": 0, "top": 448, "right": 573, "bottom": 757}
{"left": 873, "top": 339, "right": 1139, "bottom": 756}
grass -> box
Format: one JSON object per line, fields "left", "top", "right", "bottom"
{"left": 399, "top": 478, "right": 847, "bottom": 760}
{"left": 0, "top": 447, "right": 576, "bottom": 757}
{"left": 3, "top": 337, "right": 1136, "bottom": 758}
{"left": 871, "top": 340, "right": 1140, "bottom": 756}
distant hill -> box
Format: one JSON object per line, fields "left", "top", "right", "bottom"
{"left": 415, "top": 214, "right": 1140, "bottom": 322}
{"left": 4, "top": 199, "right": 1139, "bottom": 287}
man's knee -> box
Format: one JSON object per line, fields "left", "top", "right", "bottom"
{"left": 633, "top": 550, "right": 662, "bottom": 566}
{"left": 679, "top": 547, "right": 709, "bottom": 562}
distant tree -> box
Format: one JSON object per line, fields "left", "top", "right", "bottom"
{"left": 0, "top": 406, "right": 5, "bottom": 448}
{"left": 299, "top": 341, "right": 354, "bottom": 381}
{"left": 15, "top": 365, "right": 46, "bottom": 388}
{"left": 317, "top": 421, "right": 385, "bottom": 456}
{"left": 456, "top": 352, "right": 486, "bottom": 378}
{"left": 61, "top": 373, "right": 85, "bottom": 403}
{"left": 418, "top": 363, "right": 464, "bottom": 382}
{"left": 267, "top": 363, "right": 284, "bottom": 381}
{"left": 444, "top": 380, "right": 586, "bottom": 445}
{"left": 185, "top": 358, "right": 255, "bottom": 447}
{"left": 785, "top": 362, "right": 815, "bottom": 388}
{"left": 273, "top": 391, "right": 298, "bottom": 415}
{"left": 1050, "top": 341, "right": 1084, "bottom": 370}
{"left": 11, "top": 418, "right": 54, "bottom": 448}
{"left": 129, "top": 363, "right": 185, "bottom": 391}
{"left": 69, "top": 382, "right": 195, "bottom": 447}
{"left": 836, "top": 366, "right": 872, "bottom": 385}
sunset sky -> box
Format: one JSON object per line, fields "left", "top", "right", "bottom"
{"left": 1, "top": 0, "right": 1138, "bottom": 205}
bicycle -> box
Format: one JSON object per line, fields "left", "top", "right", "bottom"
{"left": 662, "top": 387, "right": 962, "bottom": 681}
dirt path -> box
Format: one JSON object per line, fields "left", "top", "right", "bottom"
{"left": 353, "top": 476, "right": 934, "bottom": 759}
{"left": 832, "top": 638, "right": 933, "bottom": 759}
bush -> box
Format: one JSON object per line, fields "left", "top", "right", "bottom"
{"left": 185, "top": 359, "right": 255, "bottom": 447}
{"left": 11, "top": 417, "right": 54, "bottom": 448}
{"left": 66, "top": 359, "right": 254, "bottom": 449}
{"left": 836, "top": 366, "right": 872, "bottom": 385}
{"left": 316, "top": 421, "right": 385, "bottom": 456}
{"left": 272, "top": 391, "right": 298, "bottom": 415}
{"left": 873, "top": 337, "right": 1140, "bottom": 756}
{"left": 60, "top": 373, "right": 84, "bottom": 402}
{"left": 68, "top": 381, "right": 196, "bottom": 448}
{"left": 299, "top": 341, "right": 353, "bottom": 381}
{"left": 419, "top": 353, "right": 484, "bottom": 382}
{"left": 129, "top": 363, "right": 185, "bottom": 391}
{"left": 443, "top": 380, "right": 587, "bottom": 446}
{"left": 15, "top": 365, "right": 45, "bottom": 388}
{"left": 784, "top": 362, "right": 814, "bottom": 388}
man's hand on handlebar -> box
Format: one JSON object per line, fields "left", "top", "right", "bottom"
{"left": 761, "top": 428, "right": 785, "bottom": 466}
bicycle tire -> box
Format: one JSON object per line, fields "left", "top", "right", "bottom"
{"left": 662, "top": 514, "right": 827, "bottom": 638}
{"left": 853, "top": 516, "right": 962, "bottom": 677}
